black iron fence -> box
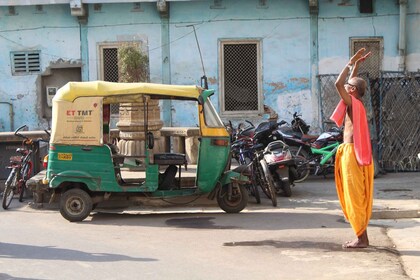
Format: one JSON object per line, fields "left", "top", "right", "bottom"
{"left": 318, "top": 71, "right": 420, "bottom": 172}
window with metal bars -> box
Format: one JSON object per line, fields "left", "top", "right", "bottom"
{"left": 11, "top": 51, "right": 41, "bottom": 75}
{"left": 220, "top": 40, "right": 262, "bottom": 115}
{"left": 350, "top": 38, "right": 383, "bottom": 79}
{"left": 100, "top": 47, "right": 120, "bottom": 115}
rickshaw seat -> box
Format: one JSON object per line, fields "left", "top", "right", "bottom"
{"left": 154, "top": 153, "right": 187, "bottom": 170}
{"left": 154, "top": 153, "right": 188, "bottom": 190}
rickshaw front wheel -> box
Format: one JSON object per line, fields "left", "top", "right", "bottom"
{"left": 60, "top": 188, "right": 93, "bottom": 222}
{"left": 217, "top": 183, "right": 248, "bottom": 213}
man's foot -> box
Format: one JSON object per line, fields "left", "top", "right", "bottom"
{"left": 343, "top": 238, "right": 368, "bottom": 248}
{"left": 343, "top": 230, "right": 369, "bottom": 249}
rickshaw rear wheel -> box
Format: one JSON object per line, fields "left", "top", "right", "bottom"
{"left": 60, "top": 188, "right": 93, "bottom": 222}
{"left": 217, "top": 183, "right": 248, "bottom": 213}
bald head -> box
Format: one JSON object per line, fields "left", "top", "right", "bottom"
{"left": 349, "top": 77, "right": 367, "bottom": 98}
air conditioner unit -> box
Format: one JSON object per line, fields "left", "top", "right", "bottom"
{"left": 46, "top": 86, "right": 57, "bottom": 107}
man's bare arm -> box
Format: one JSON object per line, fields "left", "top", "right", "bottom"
{"left": 335, "top": 48, "right": 371, "bottom": 106}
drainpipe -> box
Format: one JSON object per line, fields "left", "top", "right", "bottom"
{"left": 0, "top": 102, "right": 14, "bottom": 131}
{"left": 158, "top": 1, "right": 172, "bottom": 126}
{"left": 398, "top": 0, "right": 407, "bottom": 72}
{"left": 309, "top": 0, "right": 320, "bottom": 131}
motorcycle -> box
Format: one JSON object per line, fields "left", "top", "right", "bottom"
{"left": 262, "top": 140, "right": 296, "bottom": 197}
{"left": 276, "top": 114, "right": 343, "bottom": 182}
{"left": 231, "top": 120, "right": 297, "bottom": 197}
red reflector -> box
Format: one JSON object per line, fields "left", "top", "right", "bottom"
{"left": 49, "top": 145, "right": 56, "bottom": 150}
{"left": 43, "top": 155, "right": 49, "bottom": 168}
{"left": 211, "top": 139, "right": 229, "bottom": 146}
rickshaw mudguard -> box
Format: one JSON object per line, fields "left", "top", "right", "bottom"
{"left": 219, "top": 170, "right": 250, "bottom": 186}
{"left": 49, "top": 170, "right": 101, "bottom": 191}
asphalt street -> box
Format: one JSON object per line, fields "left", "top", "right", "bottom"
{"left": 0, "top": 171, "right": 419, "bottom": 280}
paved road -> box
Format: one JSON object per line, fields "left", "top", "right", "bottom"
{"left": 1, "top": 172, "right": 419, "bottom": 280}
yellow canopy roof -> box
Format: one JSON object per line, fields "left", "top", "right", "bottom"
{"left": 54, "top": 81, "right": 203, "bottom": 103}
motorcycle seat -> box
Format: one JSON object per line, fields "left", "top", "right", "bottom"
{"left": 301, "top": 134, "right": 319, "bottom": 143}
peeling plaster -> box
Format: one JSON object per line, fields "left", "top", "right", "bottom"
{"left": 290, "top": 77, "right": 309, "bottom": 84}
{"left": 268, "top": 82, "right": 286, "bottom": 91}
{"left": 275, "top": 89, "right": 313, "bottom": 126}
{"left": 208, "top": 77, "right": 217, "bottom": 84}
{"left": 17, "top": 94, "right": 25, "bottom": 100}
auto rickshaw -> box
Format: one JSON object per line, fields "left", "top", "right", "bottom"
{"left": 44, "top": 81, "right": 249, "bottom": 222}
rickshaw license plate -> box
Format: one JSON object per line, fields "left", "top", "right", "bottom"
{"left": 58, "top": 153, "right": 73, "bottom": 161}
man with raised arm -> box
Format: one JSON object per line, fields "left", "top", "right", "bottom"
{"left": 330, "top": 48, "right": 374, "bottom": 248}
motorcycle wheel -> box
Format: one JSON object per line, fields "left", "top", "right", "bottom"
{"left": 259, "top": 159, "right": 277, "bottom": 207}
{"left": 2, "top": 170, "right": 18, "bottom": 209}
{"left": 217, "top": 183, "right": 249, "bottom": 213}
{"left": 281, "top": 181, "right": 292, "bottom": 197}
{"left": 288, "top": 146, "right": 310, "bottom": 183}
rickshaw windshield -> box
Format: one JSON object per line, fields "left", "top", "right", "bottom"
{"left": 203, "top": 97, "right": 224, "bottom": 128}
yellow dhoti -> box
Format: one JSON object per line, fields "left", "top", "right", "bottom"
{"left": 335, "top": 143, "right": 374, "bottom": 236}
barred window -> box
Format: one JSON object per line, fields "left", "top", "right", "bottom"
{"left": 11, "top": 51, "right": 41, "bottom": 75}
{"left": 220, "top": 40, "right": 263, "bottom": 116}
{"left": 99, "top": 46, "right": 120, "bottom": 115}
{"left": 350, "top": 38, "right": 383, "bottom": 79}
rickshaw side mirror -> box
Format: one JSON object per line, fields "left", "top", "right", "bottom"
{"left": 198, "top": 95, "right": 204, "bottom": 105}
{"left": 147, "top": 132, "right": 154, "bottom": 150}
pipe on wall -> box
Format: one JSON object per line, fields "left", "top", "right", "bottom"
{"left": 398, "top": 0, "right": 407, "bottom": 72}
{"left": 0, "top": 102, "right": 14, "bottom": 131}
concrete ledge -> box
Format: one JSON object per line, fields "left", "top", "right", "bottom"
{"left": 160, "top": 127, "right": 200, "bottom": 137}
{"left": 371, "top": 209, "right": 420, "bottom": 219}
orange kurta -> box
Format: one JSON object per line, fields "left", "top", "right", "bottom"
{"left": 335, "top": 143, "right": 374, "bottom": 236}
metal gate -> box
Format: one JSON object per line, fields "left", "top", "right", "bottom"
{"left": 374, "top": 71, "right": 420, "bottom": 172}
{"left": 318, "top": 71, "right": 420, "bottom": 172}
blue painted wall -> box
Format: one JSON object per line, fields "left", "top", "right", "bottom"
{"left": 0, "top": 0, "right": 419, "bottom": 132}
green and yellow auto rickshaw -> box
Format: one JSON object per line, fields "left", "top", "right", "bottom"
{"left": 44, "top": 81, "right": 249, "bottom": 222}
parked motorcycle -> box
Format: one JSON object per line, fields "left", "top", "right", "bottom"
{"left": 276, "top": 113, "right": 343, "bottom": 182}
{"left": 262, "top": 140, "right": 296, "bottom": 197}
{"left": 231, "top": 120, "right": 297, "bottom": 197}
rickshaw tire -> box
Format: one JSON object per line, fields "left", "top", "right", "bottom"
{"left": 60, "top": 188, "right": 93, "bottom": 222}
{"left": 217, "top": 183, "right": 248, "bottom": 213}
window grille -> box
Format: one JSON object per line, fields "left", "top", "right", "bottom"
{"left": 101, "top": 47, "right": 119, "bottom": 114}
{"left": 220, "top": 40, "right": 262, "bottom": 115}
{"left": 11, "top": 51, "right": 41, "bottom": 75}
{"left": 350, "top": 38, "right": 382, "bottom": 79}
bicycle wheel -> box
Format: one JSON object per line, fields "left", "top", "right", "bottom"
{"left": 248, "top": 183, "right": 261, "bottom": 204}
{"left": 19, "top": 161, "right": 33, "bottom": 202}
{"left": 2, "top": 169, "right": 18, "bottom": 209}
{"left": 289, "top": 146, "right": 310, "bottom": 183}
{"left": 258, "top": 159, "right": 277, "bottom": 207}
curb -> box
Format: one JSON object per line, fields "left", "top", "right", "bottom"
{"left": 371, "top": 209, "right": 420, "bottom": 219}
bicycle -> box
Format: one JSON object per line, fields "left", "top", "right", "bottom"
{"left": 2, "top": 125, "right": 50, "bottom": 209}
{"left": 292, "top": 141, "right": 340, "bottom": 183}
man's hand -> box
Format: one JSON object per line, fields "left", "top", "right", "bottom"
{"left": 350, "top": 48, "right": 372, "bottom": 65}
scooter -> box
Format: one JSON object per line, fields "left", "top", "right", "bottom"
{"left": 248, "top": 120, "right": 297, "bottom": 196}
{"left": 262, "top": 140, "right": 297, "bottom": 197}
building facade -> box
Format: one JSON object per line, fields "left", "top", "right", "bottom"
{"left": 0, "top": 0, "right": 419, "bottom": 132}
